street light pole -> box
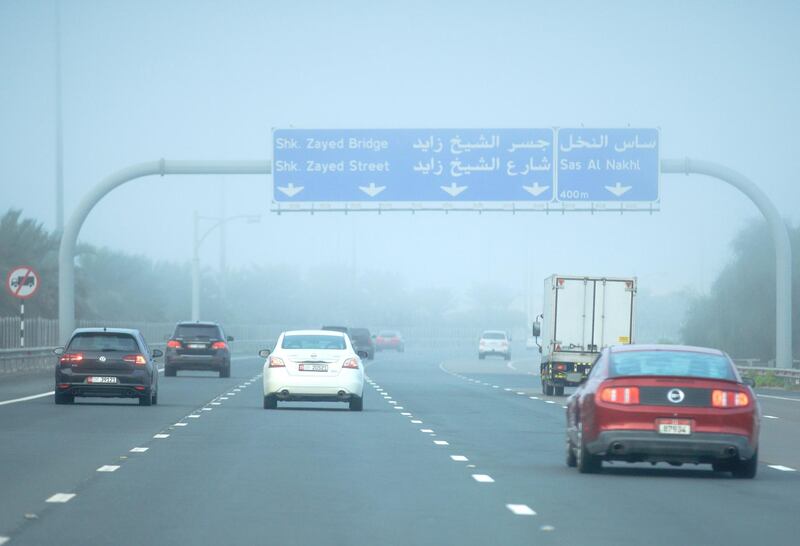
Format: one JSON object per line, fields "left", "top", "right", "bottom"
{"left": 192, "top": 210, "right": 201, "bottom": 321}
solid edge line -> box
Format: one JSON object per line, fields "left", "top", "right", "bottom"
{"left": 0, "top": 391, "right": 54, "bottom": 406}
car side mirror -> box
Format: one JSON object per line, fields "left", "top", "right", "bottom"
{"left": 259, "top": 349, "right": 271, "bottom": 358}
{"left": 532, "top": 321, "right": 541, "bottom": 338}
{"left": 152, "top": 349, "right": 164, "bottom": 358}
{"left": 742, "top": 377, "right": 756, "bottom": 388}
{"left": 227, "top": 336, "right": 234, "bottom": 342}
{"left": 53, "top": 347, "right": 64, "bottom": 355}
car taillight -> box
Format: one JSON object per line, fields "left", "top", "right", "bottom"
{"left": 268, "top": 356, "right": 285, "bottom": 368}
{"left": 166, "top": 340, "right": 181, "bottom": 349}
{"left": 59, "top": 352, "right": 84, "bottom": 365}
{"left": 123, "top": 354, "right": 147, "bottom": 366}
{"left": 342, "top": 358, "right": 359, "bottom": 369}
{"left": 211, "top": 341, "right": 227, "bottom": 350}
{"left": 711, "top": 389, "right": 750, "bottom": 408}
{"left": 600, "top": 386, "right": 640, "bottom": 405}
{"left": 554, "top": 363, "right": 567, "bottom": 371}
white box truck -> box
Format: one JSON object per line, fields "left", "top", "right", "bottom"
{"left": 533, "top": 275, "right": 636, "bottom": 396}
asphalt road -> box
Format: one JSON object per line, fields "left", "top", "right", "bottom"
{"left": 0, "top": 351, "right": 798, "bottom": 545}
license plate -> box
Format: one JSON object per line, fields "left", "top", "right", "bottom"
{"left": 566, "top": 372, "right": 583, "bottom": 383}
{"left": 188, "top": 343, "right": 206, "bottom": 349}
{"left": 87, "top": 376, "right": 118, "bottom": 384}
{"left": 656, "top": 419, "right": 692, "bottom": 435}
{"left": 299, "top": 364, "right": 328, "bottom": 372}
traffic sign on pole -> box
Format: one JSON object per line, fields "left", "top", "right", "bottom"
{"left": 273, "top": 129, "right": 555, "bottom": 209}
{"left": 556, "top": 128, "right": 660, "bottom": 203}
{"left": 6, "top": 265, "right": 40, "bottom": 300}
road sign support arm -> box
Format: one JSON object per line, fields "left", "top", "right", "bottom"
{"left": 661, "top": 158, "right": 793, "bottom": 369}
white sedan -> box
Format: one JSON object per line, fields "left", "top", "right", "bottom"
{"left": 260, "top": 330, "right": 365, "bottom": 411}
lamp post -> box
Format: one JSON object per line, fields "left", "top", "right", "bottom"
{"left": 192, "top": 211, "right": 261, "bottom": 321}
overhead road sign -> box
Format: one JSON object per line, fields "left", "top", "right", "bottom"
{"left": 6, "top": 265, "right": 40, "bottom": 300}
{"left": 273, "top": 128, "right": 555, "bottom": 211}
{"left": 556, "top": 128, "right": 659, "bottom": 203}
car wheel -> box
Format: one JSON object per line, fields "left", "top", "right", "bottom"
{"left": 554, "top": 386, "right": 565, "bottom": 396}
{"left": 566, "top": 439, "right": 577, "bottom": 468}
{"left": 263, "top": 395, "right": 277, "bottom": 410}
{"left": 54, "top": 391, "right": 74, "bottom": 405}
{"left": 504, "top": 353, "right": 511, "bottom": 361}
{"left": 165, "top": 366, "right": 177, "bottom": 377}
{"left": 139, "top": 392, "right": 153, "bottom": 406}
{"left": 577, "top": 435, "right": 602, "bottom": 474}
{"left": 152, "top": 390, "right": 158, "bottom": 405}
{"left": 545, "top": 383, "right": 555, "bottom": 396}
{"left": 731, "top": 449, "right": 758, "bottom": 479}
{"left": 219, "top": 365, "right": 231, "bottom": 378}
{"left": 349, "top": 396, "right": 364, "bottom": 411}
{"left": 478, "top": 353, "right": 485, "bottom": 360}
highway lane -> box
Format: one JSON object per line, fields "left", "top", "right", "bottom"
{"left": 0, "top": 351, "right": 798, "bottom": 545}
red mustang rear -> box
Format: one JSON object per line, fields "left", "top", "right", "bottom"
{"left": 566, "top": 344, "right": 760, "bottom": 478}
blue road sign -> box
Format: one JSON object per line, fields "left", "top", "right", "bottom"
{"left": 273, "top": 129, "right": 555, "bottom": 204}
{"left": 556, "top": 128, "right": 659, "bottom": 202}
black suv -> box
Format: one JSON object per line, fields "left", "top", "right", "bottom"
{"left": 321, "top": 325, "right": 374, "bottom": 360}
{"left": 165, "top": 321, "right": 233, "bottom": 377}
{"left": 54, "top": 327, "right": 161, "bottom": 406}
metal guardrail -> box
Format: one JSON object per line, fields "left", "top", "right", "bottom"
{"left": 0, "top": 340, "right": 276, "bottom": 377}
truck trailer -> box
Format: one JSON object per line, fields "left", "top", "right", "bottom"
{"left": 534, "top": 275, "right": 637, "bottom": 396}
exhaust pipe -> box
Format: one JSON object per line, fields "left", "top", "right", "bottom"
{"left": 337, "top": 390, "right": 347, "bottom": 399}
{"left": 278, "top": 389, "right": 290, "bottom": 399}
{"left": 611, "top": 442, "right": 625, "bottom": 453}
{"left": 724, "top": 446, "right": 738, "bottom": 457}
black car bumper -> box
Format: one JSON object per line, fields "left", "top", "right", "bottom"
{"left": 56, "top": 383, "right": 152, "bottom": 399}
{"left": 587, "top": 430, "right": 756, "bottom": 463}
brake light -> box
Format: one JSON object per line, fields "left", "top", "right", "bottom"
{"left": 166, "top": 340, "right": 181, "bottom": 349}
{"left": 342, "top": 358, "right": 359, "bottom": 369}
{"left": 59, "top": 352, "right": 84, "bottom": 365}
{"left": 600, "top": 386, "right": 640, "bottom": 405}
{"left": 123, "top": 354, "right": 147, "bottom": 366}
{"left": 711, "top": 389, "right": 750, "bottom": 408}
{"left": 211, "top": 341, "right": 227, "bottom": 350}
{"left": 554, "top": 363, "right": 567, "bottom": 372}
{"left": 268, "top": 356, "right": 285, "bottom": 368}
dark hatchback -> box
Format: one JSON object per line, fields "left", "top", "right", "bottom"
{"left": 165, "top": 321, "right": 233, "bottom": 377}
{"left": 54, "top": 328, "right": 161, "bottom": 406}
{"left": 321, "top": 326, "right": 374, "bottom": 360}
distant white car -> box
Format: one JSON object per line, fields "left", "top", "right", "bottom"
{"left": 260, "top": 330, "right": 365, "bottom": 411}
{"left": 478, "top": 330, "right": 511, "bottom": 361}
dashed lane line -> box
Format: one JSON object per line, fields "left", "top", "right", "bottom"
{"left": 46, "top": 493, "right": 76, "bottom": 503}
{"left": 763, "top": 415, "right": 779, "bottom": 419}
{"left": 130, "top": 447, "right": 148, "bottom": 453}
{"left": 153, "top": 434, "right": 170, "bottom": 439}
{"left": 506, "top": 504, "right": 536, "bottom": 516}
{"left": 768, "top": 465, "right": 797, "bottom": 472}
{"left": 434, "top": 440, "right": 449, "bottom": 446}
{"left": 97, "top": 465, "right": 120, "bottom": 472}
{"left": 472, "top": 474, "right": 495, "bottom": 483}
{"left": 451, "top": 455, "right": 469, "bottom": 462}
{"left": 0, "top": 391, "right": 55, "bottom": 406}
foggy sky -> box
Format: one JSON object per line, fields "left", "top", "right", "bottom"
{"left": 1, "top": 0, "right": 798, "bottom": 309}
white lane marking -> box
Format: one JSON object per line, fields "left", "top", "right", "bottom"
{"left": 233, "top": 389, "right": 241, "bottom": 392}
{"left": 219, "top": 397, "right": 229, "bottom": 400}
{"left": 421, "top": 429, "right": 434, "bottom": 433}
{"left": 187, "top": 415, "right": 201, "bottom": 419}
{"left": 530, "top": 396, "right": 539, "bottom": 400}
{"left": 492, "top": 385, "right": 499, "bottom": 389}
{"left": 401, "top": 412, "right": 412, "bottom": 416}
{"left": 482, "top": 383, "right": 490, "bottom": 386}
{"left": 202, "top": 407, "right": 213, "bottom": 411}
{"left": 394, "top": 406, "right": 405, "bottom": 410}
{"left": 516, "top": 392, "right": 525, "bottom": 395}
{"left": 0, "top": 536, "right": 9, "bottom": 545}
{"left": 504, "top": 388, "right": 512, "bottom": 392}
{"left": 472, "top": 474, "right": 494, "bottom": 483}
{"left": 545, "top": 401, "right": 556, "bottom": 404}
{"left": 763, "top": 415, "right": 779, "bottom": 419}
{"left": 388, "top": 401, "right": 397, "bottom": 405}
{"left": 451, "top": 455, "right": 469, "bottom": 462}
{"left": 227, "top": 392, "right": 236, "bottom": 396}
{"left": 467, "top": 464, "right": 476, "bottom": 468}
{"left": 211, "top": 402, "right": 221, "bottom": 406}
{"left": 758, "top": 394, "right": 800, "bottom": 402}
{"left": 97, "top": 465, "right": 120, "bottom": 472}
{"left": 173, "top": 423, "right": 188, "bottom": 427}
{"left": 411, "top": 420, "right": 423, "bottom": 424}
{"left": 540, "top": 525, "right": 556, "bottom": 532}
{"left": 768, "top": 465, "right": 797, "bottom": 472}
{"left": 0, "top": 391, "right": 54, "bottom": 406}
{"left": 153, "top": 434, "right": 170, "bottom": 439}
{"left": 434, "top": 440, "right": 449, "bottom": 446}
{"left": 46, "top": 493, "right": 76, "bottom": 503}
{"left": 506, "top": 504, "right": 536, "bottom": 516}
{"left": 130, "top": 447, "right": 148, "bottom": 453}
{"left": 562, "top": 405, "right": 568, "bottom": 409}
{"left": 507, "top": 361, "right": 518, "bottom": 371}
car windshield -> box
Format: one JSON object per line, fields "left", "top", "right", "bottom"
{"left": 175, "top": 324, "right": 221, "bottom": 339}
{"left": 68, "top": 333, "right": 139, "bottom": 352}
{"left": 609, "top": 351, "right": 737, "bottom": 380}
{"left": 482, "top": 332, "right": 506, "bottom": 340}
{"left": 281, "top": 335, "right": 346, "bottom": 350}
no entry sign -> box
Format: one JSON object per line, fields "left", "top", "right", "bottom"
{"left": 6, "top": 265, "right": 40, "bottom": 300}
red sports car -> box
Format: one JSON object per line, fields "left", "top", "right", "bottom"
{"left": 566, "top": 344, "right": 760, "bottom": 477}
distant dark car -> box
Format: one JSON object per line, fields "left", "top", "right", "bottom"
{"left": 566, "top": 344, "right": 760, "bottom": 478}
{"left": 321, "top": 326, "right": 373, "bottom": 360}
{"left": 54, "top": 327, "right": 161, "bottom": 406}
{"left": 375, "top": 330, "right": 404, "bottom": 352}
{"left": 165, "top": 321, "right": 233, "bottom": 377}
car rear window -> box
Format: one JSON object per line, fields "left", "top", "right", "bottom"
{"left": 482, "top": 332, "right": 506, "bottom": 340}
{"left": 351, "top": 328, "right": 371, "bottom": 341}
{"left": 175, "top": 324, "right": 222, "bottom": 339}
{"left": 68, "top": 333, "right": 139, "bottom": 352}
{"left": 609, "top": 351, "right": 737, "bottom": 380}
{"left": 281, "top": 335, "right": 346, "bottom": 350}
